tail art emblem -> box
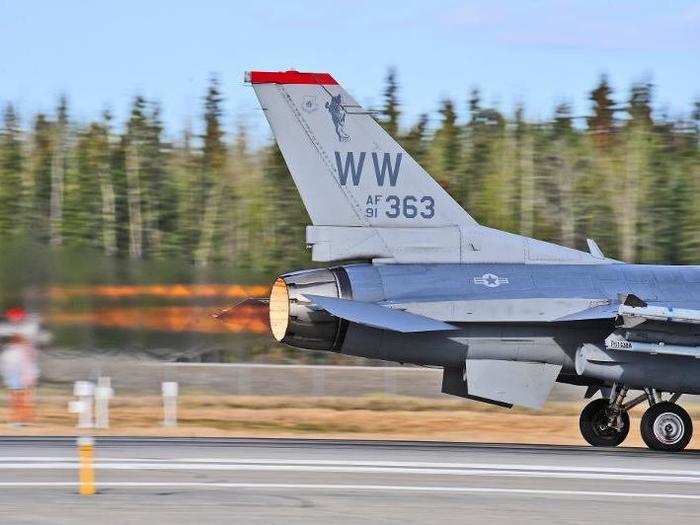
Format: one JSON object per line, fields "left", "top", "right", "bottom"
{"left": 302, "top": 95, "right": 318, "bottom": 113}
{"left": 325, "top": 94, "right": 350, "bottom": 142}
{"left": 474, "top": 273, "right": 509, "bottom": 288}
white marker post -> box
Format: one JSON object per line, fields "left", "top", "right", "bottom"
{"left": 69, "top": 381, "right": 94, "bottom": 429}
{"left": 94, "top": 377, "right": 114, "bottom": 429}
{"left": 162, "top": 381, "right": 178, "bottom": 427}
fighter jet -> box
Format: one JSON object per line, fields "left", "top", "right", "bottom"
{"left": 246, "top": 70, "right": 700, "bottom": 452}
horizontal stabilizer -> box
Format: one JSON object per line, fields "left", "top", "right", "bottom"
{"left": 303, "top": 294, "right": 457, "bottom": 333}
{"left": 465, "top": 360, "right": 562, "bottom": 409}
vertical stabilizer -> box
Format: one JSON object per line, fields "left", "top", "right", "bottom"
{"left": 247, "top": 70, "right": 605, "bottom": 265}
{"left": 247, "top": 70, "right": 476, "bottom": 229}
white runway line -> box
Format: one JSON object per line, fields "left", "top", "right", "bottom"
{"left": 0, "top": 481, "right": 698, "bottom": 500}
{"left": 177, "top": 458, "right": 700, "bottom": 477}
{"left": 2, "top": 460, "right": 700, "bottom": 483}
{"left": 5, "top": 457, "right": 700, "bottom": 477}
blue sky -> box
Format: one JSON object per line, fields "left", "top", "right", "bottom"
{"left": 1, "top": 0, "right": 698, "bottom": 140}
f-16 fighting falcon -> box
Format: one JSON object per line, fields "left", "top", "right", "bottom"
{"left": 246, "top": 70, "right": 700, "bottom": 452}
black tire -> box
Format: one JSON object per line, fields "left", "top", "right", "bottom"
{"left": 579, "top": 398, "right": 630, "bottom": 447}
{"left": 640, "top": 402, "right": 692, "bottom": 452}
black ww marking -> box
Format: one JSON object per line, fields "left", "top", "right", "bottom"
{"left": 335, "top": 152, "right": 402, "bottom": 187}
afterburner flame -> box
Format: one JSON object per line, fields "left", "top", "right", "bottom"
{"left": 269, "top": 278, "right": 289, "bottom": 342}
{"left": 48, "top": 284, "right": 270, "bottom": 300}
{"left": 48, "top": 305, "right": 268, "bottom": 334}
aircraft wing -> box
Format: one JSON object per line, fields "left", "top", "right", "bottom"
{"left": 553, "top": 303, "right": 619, "bottom": 322}
{"left": 303, "top": 294, "right": 458, "bottom": 333}
{"left": 554, "top": 293, "right": 700, "bottom": 325}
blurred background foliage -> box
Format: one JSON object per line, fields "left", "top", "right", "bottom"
{"left": 0, "top": 69, "right": 700, "bottom": 285}
{"left": 0, "top": 69, "right": 698, "bottom": 294}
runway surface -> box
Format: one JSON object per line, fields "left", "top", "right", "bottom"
{"left": 0, "top": 437, "right": 699, "bottom": 524}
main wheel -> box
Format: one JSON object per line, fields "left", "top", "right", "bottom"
{"left": 640, "top": 401, "right": 692, "bottom": 452}
{"left": 579, "top": 398, "right": 630, "bottom": 447}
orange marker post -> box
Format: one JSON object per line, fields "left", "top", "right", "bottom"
{"left": 77, "top": 437, "right": 96, "bottom": 495}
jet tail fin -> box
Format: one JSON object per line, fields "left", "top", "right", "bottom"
{"left": 247, "top": 70, "right": 606, "bottom": 266}
{"left": 246, "top": 70, "right": 476, "bottom": 230}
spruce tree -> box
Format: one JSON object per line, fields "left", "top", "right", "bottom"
{"left": 0, "top": 104, "right": 24, "bottom": 237}
{"left": 587, "top": 74, "right": 616, "bottom": 145}
{"left": 627, "top": 81, "right": 654, "bottom": 129}
{"left": 545, "top": 102, "right": 579, "bottom": 247}
{"left": 263, "top": 144, "right": 309, "bottom": 271}
{"left": 98, "top": 110, "right": 117, "bottom": 256}
{"left": 513, "top": 104, "right": 534, "bottom": 238}
{"left": 124, "top": 95, "right": 146, "bottom": 258}
{"left": 202, "top": 75, "right": 226, "bottom": 176}
{"left": 30, "top": 113, "right": 53, "bottom": 239}
{"left": 462, "top": 89, "right": 505, "bottom": 220}
{"left": 173, "top": 121, "right": 199, "bottom": 260}
{"left": 380, "top": 67, "right": 400, "bottom": 137}
{"left": 195, "top": 75, "right": 228, "bottom": 266}
{"left": 468, "top": 88, "right": 481, "bottom": 123}
{"left": 50, "top": 95, "right": 69, "bottom": 246}
{"left": 141, "top": 102, "right": 171, "bottom": 257}
{"left": 402, "top": 113, "right": 428, "bottom": 166}
{"left": 435, "top": 99, "right": 460, "bottom": 188}
{"left": 64, "top": 121, "right": 103, "bottom": 247}
{"left": 553, "top": 102, "right": 573, "bottom": 137}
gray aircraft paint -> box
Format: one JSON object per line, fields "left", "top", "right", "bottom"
{"left": 279, "top": 260, "right": 700, "bottom": 407}
{"left": 247, "top": 71, "right": 700, "bottom": 409}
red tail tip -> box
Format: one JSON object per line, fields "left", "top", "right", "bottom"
{"left": 245, "top": 70, "right": 338, "bottom": 85}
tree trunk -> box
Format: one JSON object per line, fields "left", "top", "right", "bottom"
{"left": 125, "top": 142, "right": 143, "bottom": 258}
{"left": 620, "top": 132, "right": 645, "bottom": 263}
{"left": 519, "top": 134, "right": 535, "bottom": 238}
{"left": 559, "top": 148, "right": 576, "bottom": 248}
{"left": 194, "top": 175, "right": 224, "bottom": 267}
{"left": 49, "top": 126, "right": 64, "bottom": 246}
{"left": 98, "top": 168, "right": 117, "bottom": 256}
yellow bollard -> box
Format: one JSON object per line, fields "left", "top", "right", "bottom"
{"left": 77, "top": 437, "right": 96, "bottom": 495}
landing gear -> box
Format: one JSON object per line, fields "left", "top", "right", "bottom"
{"left": 640, "top": 401, "right": 693, "bottom": 452}
{"left": 579, "top": 384, "right": 693, "bottom": 452}
{"left": 579, "top": 398, "right": 630, "bottom": 447}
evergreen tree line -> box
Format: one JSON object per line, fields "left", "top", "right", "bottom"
{"left": 1, "top": 71, "right": 699, "bottom": 275}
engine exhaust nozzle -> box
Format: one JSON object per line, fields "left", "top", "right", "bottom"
{"left": 268, "top": 268, "right": 349, "bottom": 351}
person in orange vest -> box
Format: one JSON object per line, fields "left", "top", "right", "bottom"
{"left": 0, "top": 308, "right": 42, "bottom": 427}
